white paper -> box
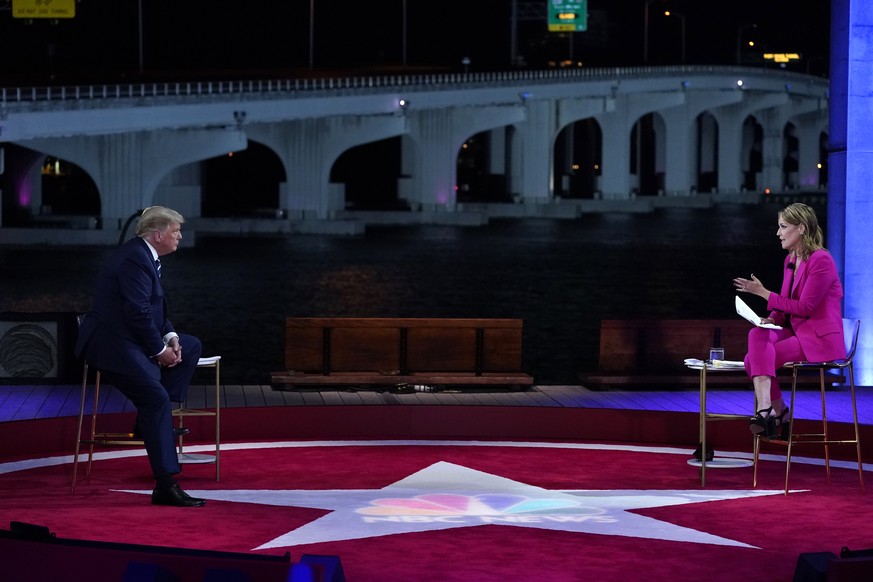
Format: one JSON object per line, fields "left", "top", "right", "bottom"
{"left": 710, "top": 359, "right": 746, "bottom": 369}
{"left": 684, "top": 357, "right": 745, "bottom": 369}
{"left": 735, "top": 296, "right": 782, "bottom": 329}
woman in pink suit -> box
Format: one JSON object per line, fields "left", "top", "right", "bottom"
{"left": 733, "top": 203, "right": 846, "bottom": 438}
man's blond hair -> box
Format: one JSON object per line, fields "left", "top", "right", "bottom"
{"left": 135, "top": 206, "right": 185, "bottom": 237}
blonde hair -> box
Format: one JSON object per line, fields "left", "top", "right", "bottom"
{"left": 135, "top": 206, "right": 184, "bottom": 238}
{"left": 779, "top": 202, "right": 823, "bottom": 260}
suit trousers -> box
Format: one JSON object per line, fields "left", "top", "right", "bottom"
{"left": 743, "top": 326, "right": 805, "bottom": 403}
{"left": 102, "top": 334, "right": 202, "bottom": 478}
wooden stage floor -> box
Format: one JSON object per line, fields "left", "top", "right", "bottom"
{"left": 2, "top": 382, "right": 871, "bottom": 426}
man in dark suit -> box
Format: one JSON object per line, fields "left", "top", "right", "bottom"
{"left": 76, "top": 206, "right": 205, "bottom": 507}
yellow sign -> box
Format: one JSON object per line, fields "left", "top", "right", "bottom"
{"left": 764, "top": 53, "right": 801, "bottom": 63}
{"left": 12, "top": 0, "right": 76, "bottom": 19}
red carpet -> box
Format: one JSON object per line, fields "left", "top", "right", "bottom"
{"left": 2, "top": 433, "right": 872, "bottom": 581}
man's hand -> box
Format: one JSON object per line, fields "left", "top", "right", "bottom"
{"left": 157, "top": 337, "right": 182, "bottom": 367}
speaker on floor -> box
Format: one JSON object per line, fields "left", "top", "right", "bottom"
{"left": 1, "top": 522, "right": 295, "bottom": 582}
{"left": 298, "top": 554, "right": 346, "bottom": 582}
{"left": 793, "top": 552, "right": 837, "bottom": 582}
{"left": 794, "top": 548, "right": 873, "bottom": 582}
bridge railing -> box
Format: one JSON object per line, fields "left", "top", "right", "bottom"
{"left": 0, "top": 66, "right": 826, "bottom": 105}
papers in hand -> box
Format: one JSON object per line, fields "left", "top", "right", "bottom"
{"left": 735, "top": 296, "right": 782, "bottom": 329}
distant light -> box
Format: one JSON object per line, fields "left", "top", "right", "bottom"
{"left": 764, "top": 53, "right": 801, "bottom": 63}
{"left": 817, "top": 163, "right": 823, "bottom": 170}
{"left": 736, "top": 79, "right": 744, "bottom": 87}
{"left": 764, "top": 188, "right": 772, "bottom": 195}
{"left": 228, "top": 152, "right": 234, "bottom": 157}
{"left": 399, "top": 98, "right": 409, "bottom": 109}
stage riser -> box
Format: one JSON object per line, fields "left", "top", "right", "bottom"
{"left": 2, "top": 407, "right": 872, "bottom": 464}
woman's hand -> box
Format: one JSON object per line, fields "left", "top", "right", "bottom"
{"left": 733, "top": 274, "right": 770, "bottom": 300}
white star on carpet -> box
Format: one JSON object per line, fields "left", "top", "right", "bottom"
{"left": 118, "top": 461, "right": 781, "bottom": 550}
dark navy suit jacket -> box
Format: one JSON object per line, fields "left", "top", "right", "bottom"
{"left": 76, "top": 237, "right": 175, "bottom": 379}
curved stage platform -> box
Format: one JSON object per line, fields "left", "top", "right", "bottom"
{"left": 2, "top": 384, "right": 872, "bottom": 581}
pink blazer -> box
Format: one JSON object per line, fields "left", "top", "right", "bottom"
{"left": 767, "top": 249, "right": 846, "bottom": 362}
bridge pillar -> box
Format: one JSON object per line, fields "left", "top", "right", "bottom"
{"left": 659, "top": 108, "right": 694, "bottom": 197}
{"left": 759, "top": 109, "right": 788, "bottom": 193}
{"left": 400, "top": 109, "right": 458, "bottom": 210}
{"left": 248, "top": 115, "right": 407, "bottom": 219}
{"left": 25, "top": 128, "right": 246, "bottom": 230}
{"left": 513, "top": 100, "right": 556, "bottom": 203}
{"left": 713, "top": 104, "right": 745, "bottom": 194}
{"left": 795, "top": 111, "right": 827, "bottom": 189}
{"left": 661, "top": 90, "right": 744, "bottom": 196}
{"left": 403, "top": 105, "right": 525, "bottom": 210}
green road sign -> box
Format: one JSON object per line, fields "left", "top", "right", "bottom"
{"left": 548, "top": 0, "right": 587, "bottom": 32}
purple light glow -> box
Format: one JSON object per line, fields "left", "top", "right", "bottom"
{"left": 15, "top": 177, "right": 31, "bottom": 206}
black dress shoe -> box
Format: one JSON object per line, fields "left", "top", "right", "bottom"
{"left": 151, "top": 483, "right": 206, "bottom": 507}
{"left": 692, "top": 442, "right": 715, "bottom": 462}
{"left": 132, "top": 423, "right": 190, "bottom": 439}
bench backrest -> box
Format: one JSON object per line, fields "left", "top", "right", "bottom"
{"left": 599, "top": 319, "right": 750, "bottom": 372}
{"left": 284, "top": 318, "right": 525, "bottom": 374}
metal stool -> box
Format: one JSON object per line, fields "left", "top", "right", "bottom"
{"left": 71, "top": 356, "right": 223, "bottom": 491}
{"left": 174, "top": 356, "right": 222, "bottom": 480}
{"left": 753, "top": 318, "right": 863, "bottom": 494}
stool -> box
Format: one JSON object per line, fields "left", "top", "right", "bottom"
{"left": 752, "top": 318, "right": 863, "bottom": 495}
{"left": 174, "top": 356, "right": 222, "bottom": 480}
{"left": 71, "top": 356, "right": 223, "bottom": 492}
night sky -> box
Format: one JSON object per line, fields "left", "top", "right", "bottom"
{"left": 0, "top": 1, "right": 831, "bottom": 83}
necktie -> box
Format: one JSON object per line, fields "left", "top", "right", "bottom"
{"left": 155, "top": 258, "right": 162, "bottom": 278}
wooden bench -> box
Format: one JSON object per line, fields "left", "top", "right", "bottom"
{"left": 579, "top": 319, "right": 844, "bottom": 389}
{"left": 271, "top": 317, "right": 534, "bottom": 390}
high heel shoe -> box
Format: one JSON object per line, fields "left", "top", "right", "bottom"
{"left": 750, "top": 407, "right": 775, "bottom": 437}
{"left": 773, "top": 407, "right": 791, "bottom": 440}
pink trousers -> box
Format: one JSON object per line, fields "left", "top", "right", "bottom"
{"left": 743, "top": 326, "right": 806, "bottom": 402}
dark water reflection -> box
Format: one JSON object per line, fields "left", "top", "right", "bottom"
{"left": 1, "top": 200, "right": 817, "bottom": 384}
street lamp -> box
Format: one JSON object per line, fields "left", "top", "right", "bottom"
{"left": 401, "top": 0, "right": 407, "bottom": 68}
{"left": 737, "top": 23, "right": 757, "bottom": 65}
{"left": 664, "top": 10, "right": 686, "bottom": 64}
{"left": 309, "top": 0, "right": 315, "bottom": 71}
{"left": 643, "top": 0, "right": 661, "bottom": 65}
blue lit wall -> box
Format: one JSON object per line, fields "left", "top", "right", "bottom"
{"left": 829, "top": 0, "right": 873, "bottom": 385}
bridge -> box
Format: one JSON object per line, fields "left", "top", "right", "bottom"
{"left": 0, "top": 66, "right": 829, "bottom": 243}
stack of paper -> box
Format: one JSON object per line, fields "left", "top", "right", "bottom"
{"left": 684, "top": 358, "right": 745, "bottom": 369}
{"left": 710, "top": 359, "right": 745, "bottom": 369}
